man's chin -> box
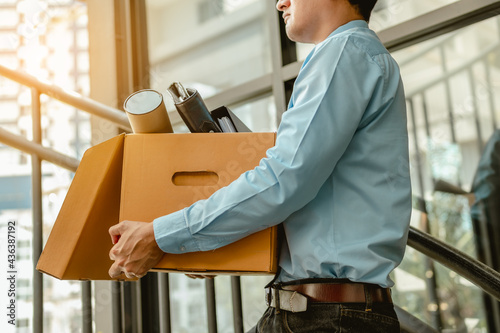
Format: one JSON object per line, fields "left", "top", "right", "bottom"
{"left": 286, "top": 31, "right": 309, "bottom": 44}
{"left": 285, "top": 28, "right": 299, "bottom": 43}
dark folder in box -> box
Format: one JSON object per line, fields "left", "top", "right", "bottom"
{"left": 211, "top": 106, "right": 251, "bottom": 133}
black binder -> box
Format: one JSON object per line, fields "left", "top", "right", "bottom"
{"left": 168, "top": 82, "right": 251, "bottom": 133}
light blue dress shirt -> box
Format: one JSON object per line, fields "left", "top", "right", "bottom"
{"left": 153, "top": 20, "right": 411, "bottom": 288}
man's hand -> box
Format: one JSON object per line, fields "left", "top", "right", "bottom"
{"left": 108, "top": 221, "right": 164, "bottom": 279}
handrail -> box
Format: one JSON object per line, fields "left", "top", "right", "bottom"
{"left": 408, "top": 226, "right": 500, "bottom": 301}
{"left": 0, "top": 127, "right": 79, "bottom": 172}
{"left": 397, "top": 32, "right": 458, "bottom": 67}
{"left": 394, "top": 305, "right": 440, "bottom": 333}
{"left": 405, "top": 41, "right": 500, "bottom": 98}
{"left": 379, "top": 0, "right": 500, "bottom": 52}
{"left": 0, "top": 64, "right": 132, "bottom": 132}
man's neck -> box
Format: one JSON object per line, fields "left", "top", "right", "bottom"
{"left": 312, "top": 4, "right": 364, "bottom": 44}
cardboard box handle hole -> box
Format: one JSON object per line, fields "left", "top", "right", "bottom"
{"left": 172, "top": 171, "right": 219, "bottom": 186}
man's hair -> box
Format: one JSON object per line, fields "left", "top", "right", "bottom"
{"left": 348, "top": 0, "right": 378, "bottom": 22}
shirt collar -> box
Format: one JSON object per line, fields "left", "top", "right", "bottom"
{"left": 300, "top": 20, "right": 369, "bottom": 75}
{"left": 323, "top": 20, "right": 369, "bottom": 42}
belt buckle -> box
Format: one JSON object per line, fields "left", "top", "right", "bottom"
{"left": 266, "top": 287, "right": 308, "bottom": 313}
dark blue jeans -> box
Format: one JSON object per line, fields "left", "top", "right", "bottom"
{"left": 247, "top": 302, "right": 400, "bottom": 333}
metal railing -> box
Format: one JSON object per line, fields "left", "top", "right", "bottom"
{"left": 0, "top": 65, "right": 132, "bottom": 132}
{"left": 0, "top": 63, "right": 130, "bottom": 333}
{"left": 1, "top": 64, "right": 500, "bottom": 333}
{"left": 408, "top": 226, "right": 500, "bottom": 301}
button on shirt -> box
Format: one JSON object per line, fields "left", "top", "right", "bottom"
{"left": 153, "top": 20, "right": 412, "bottom": 288}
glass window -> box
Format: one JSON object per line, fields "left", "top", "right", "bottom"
{"left": 77, "top": 52, "right": 89, "bottom": 72}
{"left": 0, "top": 100, "right": 19, "bottom": 120}
{"left": 169, "top": 274, "right": 208, "bottom": 332}
{"left": 371, "top": 0, "right": 460, "bottom": 32}
{"left": 392, "top": 16, "right": 500, "bottom": 196}
{"left": 214, "top": 276, "right": 234, "bottom": 330}
{"left": 18, "top": 318, "right": 29, "bottom": 327}
{"left": 389, "top": 16, "right": 500, "bottom": 332}
{"left": 146, "top": 0, "right": 272, "bottom": 99}
{"left": 0, "top": 9, "right": 18, "bottom": 28}
{"left": 228, "top": 94, "right": 277, "bottom": 132}
{"left": 76, "top": 27, "right": 89, "bottom": 49}
{"left": 241, "top": 275, "right": 270, "bottom": 331}
{"left": 393, "top": 239, "right": 487, "bottom": 332}
{"left": 0, "top": 1, "right": 91, "bottom": 333}
{"left": 296, "top": 0, "right": 463, "bottom": 62}
{"left": 0, "top": 32, "right": 18, "bottom": 51}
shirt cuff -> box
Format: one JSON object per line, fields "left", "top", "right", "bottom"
{"left": 153, "top": 209, "right": 201, "bottom": 254}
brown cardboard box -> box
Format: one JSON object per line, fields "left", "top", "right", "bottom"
{"left": 37, "top": 132, "right": 278, "bottom": 280}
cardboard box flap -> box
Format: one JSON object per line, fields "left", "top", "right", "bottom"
{"left": 37, "top": 134, "right": 125, "bottom": 280}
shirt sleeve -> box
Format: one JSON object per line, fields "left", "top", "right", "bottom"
{"left": 153, "top": 36, "right": 386, "bottom": 254}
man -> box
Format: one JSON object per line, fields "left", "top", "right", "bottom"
{"left": 108, "top": 0, "right": 411, "bottom": 331}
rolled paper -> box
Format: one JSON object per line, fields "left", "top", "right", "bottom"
{"left": 124, "top": 89, "right": 173, "bottom": 133}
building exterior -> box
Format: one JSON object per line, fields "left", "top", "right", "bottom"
{"left": 0, "top": 1, "right": 90, "bottom": 332}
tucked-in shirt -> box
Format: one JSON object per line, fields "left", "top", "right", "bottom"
{"left": 153, "top": 20, "right": 411, "bottom": 288}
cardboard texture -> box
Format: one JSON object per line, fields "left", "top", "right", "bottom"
{"left": 37, "top": 132, "right": 278, "bottom": 280}
{"left": 36, "top": 134, "right": 125, "bottom": 280}
{"left": 120, "top": 133, "right": 278, "bottom": 274}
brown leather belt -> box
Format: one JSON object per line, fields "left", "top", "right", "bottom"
{"left": 282, "top": 282, "right": 392, "bottom": 304}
